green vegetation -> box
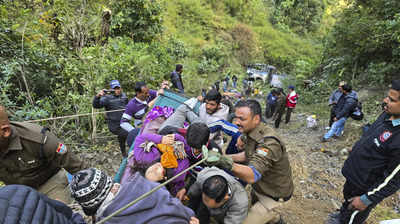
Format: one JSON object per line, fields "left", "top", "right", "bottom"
{"left": 272, "top": 0, "right": 326, "bottom": 34}
{"left": 0, "top": 0, "right": 398, "bottom": 133}
{"left": 321, "top": 0, "right": 400, "bottom": 85}
{"left": 1, "top": 0, "right": 399, "bottom": 220}
{"left": 0, "top": 0, "right": 319, "bottom": 121}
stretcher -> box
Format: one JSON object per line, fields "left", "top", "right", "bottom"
{"left": 113, "top": 90, "right": 201, "bottom": 183}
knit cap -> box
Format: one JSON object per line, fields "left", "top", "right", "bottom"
{"left": 70, "top": 168, "right": 113, "bottom": 216}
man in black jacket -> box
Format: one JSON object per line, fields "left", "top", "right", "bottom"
{"left": 92, "top": 80, "right": 129, "bottom": 157}
{"left": 326, "top": 80, "right": 400, "bottom": 224}
{"left": 171, "top": 64, "right": 184, "bottom": 94}
{"left": 322, "top": 84, "right": 358, "bottom": 142}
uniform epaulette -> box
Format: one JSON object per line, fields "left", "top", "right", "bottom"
{"left": 10, "top": 122, "right": 43, "bottom": 144}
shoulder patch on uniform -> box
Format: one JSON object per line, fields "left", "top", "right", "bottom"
{"left": 257, "top": 148, "right": 269, "bottom": 156}
{"left": 379, "top": 131, "right": 392, "bottom": 142}
{"left": 56, "top": 143, "right": 67, "bottom": 154}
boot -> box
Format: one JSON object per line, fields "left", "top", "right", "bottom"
{"left": 121, "top": 149, "right": 128, "bottom": 158}
{"left": 267, "top": 216, "right": 286, "bottom": 224}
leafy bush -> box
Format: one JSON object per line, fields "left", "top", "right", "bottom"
{"left": 321, "top": 0, "right": 400, "bottom": 85}
{"left": 0, "top": 19, "right": 61, "bottom": 119}
{"left": 272, "top": 0, "right": 326, "bottom": 34}
{"left": 196, "top": 44, "right": 228, "bottom": 74}
{"left": 166, "top": 36, "right": 188, "bottom": 61}
{"left": 223, "top": 0, "right": 245, "bottom": 17}
{"left": 111, "top": 0, "right": 164, "bottom": 42}
{"left": 230, "top": 23, "right": 256, "bottom": 65}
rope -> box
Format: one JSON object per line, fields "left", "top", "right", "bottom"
{"left": 26, "top": 109, "right": 125, "bottom": 123}
{"left": 96, "top": 146, "right": 209, "bottom": 224}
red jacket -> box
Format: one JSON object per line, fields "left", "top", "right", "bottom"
{"left": 286, "top": 91, "right": 298, "bottom": 108}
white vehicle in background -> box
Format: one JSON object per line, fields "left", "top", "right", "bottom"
{"left": 246, "top": 63, "right": 288, "bottom": 88}
{"left": 246, "top": 64, "right": 276, "bottom": 83}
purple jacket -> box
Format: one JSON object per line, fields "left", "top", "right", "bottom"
{"left": 120, "top": 90, "right": 157, "bottom": 132}
{"left": 98, "top": 173, "right": 194, "bottom": 224}
{"left": 121, "top": 133, "right": 192, "bottom": 195}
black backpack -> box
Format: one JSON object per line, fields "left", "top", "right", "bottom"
{"left": 350, "top": 101, "right": 364, "bottom": 120}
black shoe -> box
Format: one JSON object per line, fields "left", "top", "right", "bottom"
{"left": 276, "top": 218, "right": 286, "bottom": 224}
{"left": 121, "top": 151, "right": 128, "bottom": 158}
{"left": 267, "top": 216, "right": 286, "bottom": 224}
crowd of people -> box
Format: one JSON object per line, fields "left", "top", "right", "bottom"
{"left": 263, "top": 85, "right": 298, "bottom": 128}
{"left": 0, "top": 66, "right": 399, "bottom": 224}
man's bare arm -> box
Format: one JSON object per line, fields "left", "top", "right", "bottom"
{"left": 231, "top": 163, "right": 256, "bottom": 183}
{"left": 228, "top": 151, "right": 246, "bottom": 163}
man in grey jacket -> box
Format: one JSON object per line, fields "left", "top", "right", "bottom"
{"left": 177, "top": 167, "right": 249, "bottom": 224}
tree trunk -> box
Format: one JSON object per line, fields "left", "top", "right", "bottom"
{"left": 91, "top": 107, "right": 97, "bottom": 144}
{"left": 20, "top": 21, "right": 34, "bottom": 105}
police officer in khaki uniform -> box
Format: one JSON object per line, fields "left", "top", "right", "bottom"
{"left": 206, "top": 99, "right": 294, "bottom": 224}
{"left": 0, "top": 106, "right": 87, "bottom": 204}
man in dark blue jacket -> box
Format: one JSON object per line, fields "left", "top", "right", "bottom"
{"left": 171, "top": 64, "right": 184, "bottom": 94}
{"left": 322, "top": 84, "right": 358, "bottom": 142}
{"left": 92, "top": 80, "right": 129, "bottom": 157}
{"left": 326, "top": 80, "right": 400, "bottom": 224}
{"left": 265, "top": 89, "right": 277, "bottom": 118}
{"left": 0, "top": 185, "right": 85, "bottom": 224}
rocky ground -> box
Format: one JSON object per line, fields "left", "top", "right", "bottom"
{"left": 75, "top": 108, "right": 400, "bottom": 224}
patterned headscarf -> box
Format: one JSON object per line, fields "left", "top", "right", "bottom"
{"left": 143, "top": 106, "right": 174, "bottom": 126}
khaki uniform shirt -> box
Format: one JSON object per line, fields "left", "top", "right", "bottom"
{"left": 0, "top": 122, "right": 87, "bottom": 189}
{"left": 243, "top": 123, "right": 294, "bottom": 199}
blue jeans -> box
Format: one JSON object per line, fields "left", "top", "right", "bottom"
{"left": 158, "top": 104, "right": 201, "bottom": 133}
{"left": 324, "top": 117, "right": 347, "bottom": 140}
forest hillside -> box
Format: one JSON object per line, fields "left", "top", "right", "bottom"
{"left": 1, "top": 0, "right": 399, "bottom": 222}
